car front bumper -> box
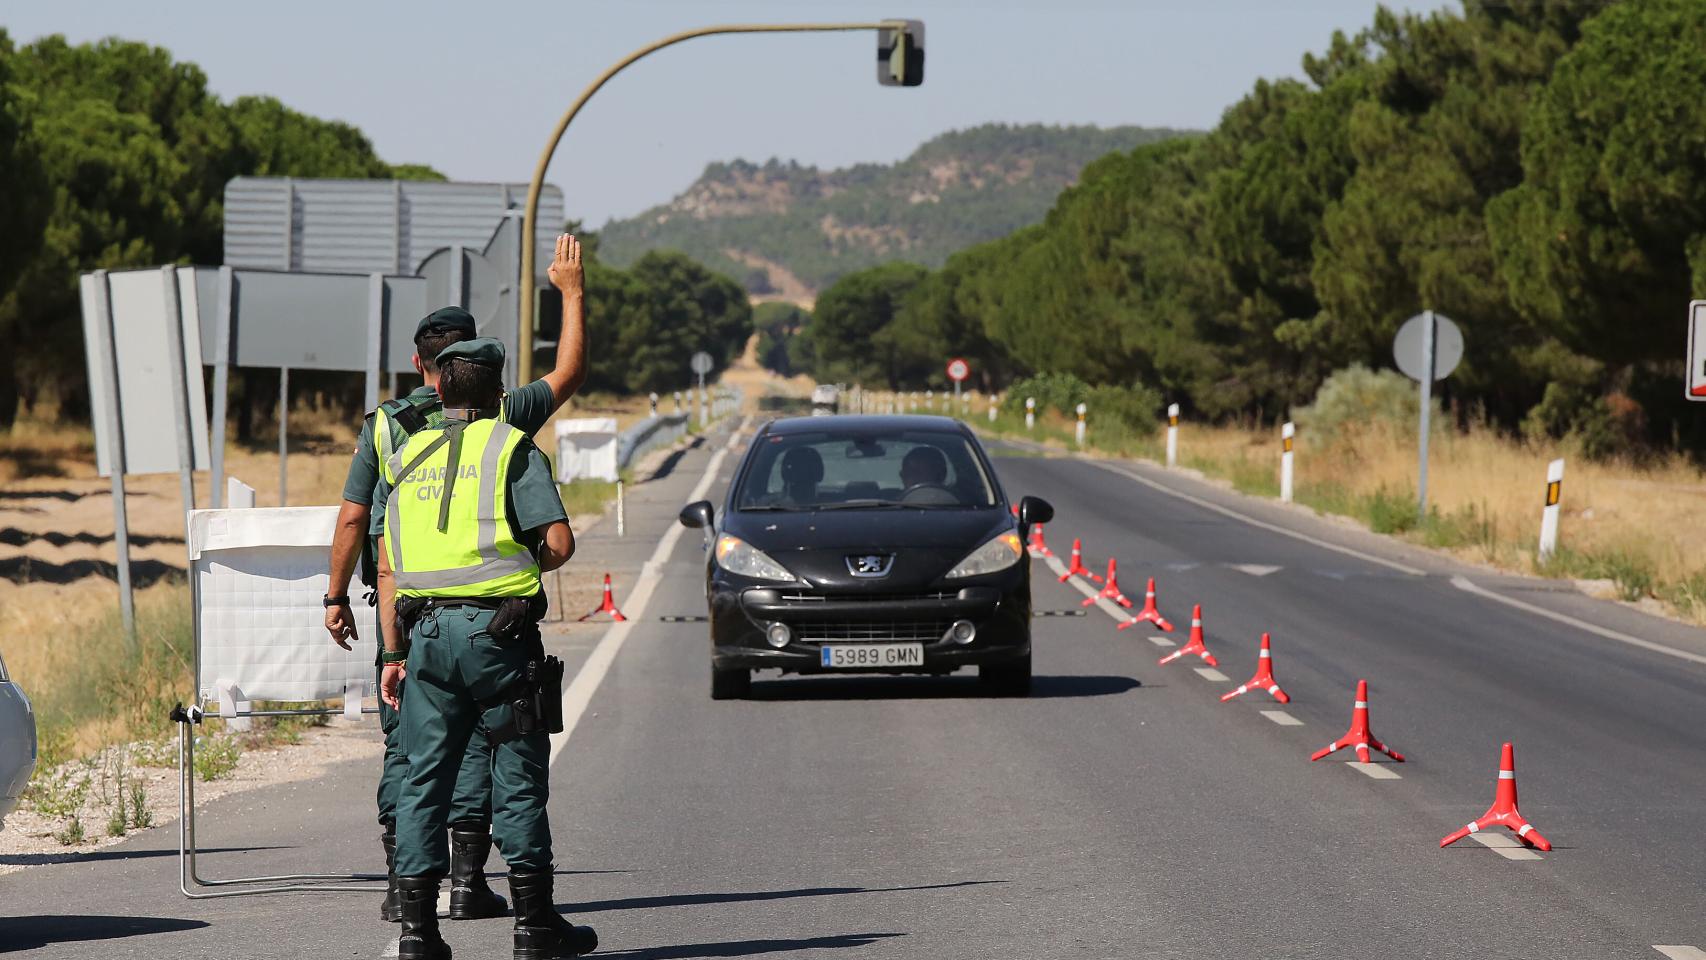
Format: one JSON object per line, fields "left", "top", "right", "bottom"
{"left": 708, "top": 581, "right": 1031, "bottom": 673}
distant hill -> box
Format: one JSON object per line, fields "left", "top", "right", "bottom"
{"left": 596, "top": 123, "right": 1194, "bottom": 301}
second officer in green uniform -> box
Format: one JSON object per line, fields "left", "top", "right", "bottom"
{"left": 374, "top": 338, "right": 595, "bottom": 960}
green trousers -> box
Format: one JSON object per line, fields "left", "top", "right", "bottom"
{"left": 393, "top": 604, "right": 554, "bottom": 878}
{"left": 376, "top": 663, "right": 493, "bottom": 829}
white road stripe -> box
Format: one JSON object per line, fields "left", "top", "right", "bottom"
{"left": 548, "top": 420, "right": 747, "bottom": 767}
{"left": 1088, "top": 460, "right": 1425, "bottom": 576}
{"left": 1450, "top": 575, "right": 1706, "bottom": 668}
{"left": 1469, "top": 832, "right": 1542, "bottom": 861}
{"left": 1228, "top": 563, "right": 1281, "bottom": 577}
{"left": 1042, "top": 555, "right": 1070, "bottom": 578}
{"left": 1148, "top": 636, "right": 1176, "bottom": 647}
{"left": 1346, "top": 761, "right": 1402, "bottom": 780}
{"left": 1193, "top": 667, "right": 1230, "bottom": 682}
{"left": 1260, "top": 710, "right": 1303, "bottom": 726}
{"left": 1653, "top": 947, "right": 1706, "bottom": 960}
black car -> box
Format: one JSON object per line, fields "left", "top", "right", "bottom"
{"left": 679, "top": 414, "right": 1052, "bottom": 699}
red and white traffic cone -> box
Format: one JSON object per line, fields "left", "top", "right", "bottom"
{"left": 1082, "top": 557, "right": 1133, "bottom": 608}
{"left": 1116, "top": 577, "right": 1173, "bottom": 632}
{"left": 1059, "top": 538, "right": 1101, "bottom": 582}
{"left": 1221, "top": 632, "right": 1290, "bottom": 703}
{"left": 1028, "top": 524, "right": 1054, "bottom": 558}
{"left": 578, "top": 573, "right": 627, "bottom": 622}
{"left": 1311, "top": 679, "right": 1403, "bottom": 763}
{"left": 1158, "top": 604, "right": 1218, "bottom": 667}
{"left": 1440, "top": 742, "right": 1552, "bottom": 852}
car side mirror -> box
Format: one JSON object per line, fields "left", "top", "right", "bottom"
{"left": 679, "top": 500, "right": 714, "bottom": 529}
{"left": 1018, "top": 495, "right": 1053, "bottom": 527}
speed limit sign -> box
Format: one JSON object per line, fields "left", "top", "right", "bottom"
{"left": 946, "top": 357, "right": 970, "bottom": 382}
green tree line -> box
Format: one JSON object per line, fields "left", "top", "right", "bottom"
{"left": 795, "top": 0, "right": 1706, "bottom": 459}
{"left": 0, "top": 33, "right": 752, "bottom": 431}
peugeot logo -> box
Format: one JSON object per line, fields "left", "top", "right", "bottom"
{"left": 847, "top": 554, "right": 894, "bottom": 578}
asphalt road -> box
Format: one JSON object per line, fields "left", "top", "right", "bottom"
{"left": 4, "top": 420, "right": 1704, "bottom": 960}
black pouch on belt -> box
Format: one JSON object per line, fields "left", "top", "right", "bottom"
{"left": 488, "top": 594, "right": 548, "bottom": 644}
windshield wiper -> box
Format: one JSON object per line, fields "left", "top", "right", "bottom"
{"left": 814, "top": 499, "right": 904, "bottom": 510}
{"left": 739, "top": 504, "right": 809, "bottom": 512}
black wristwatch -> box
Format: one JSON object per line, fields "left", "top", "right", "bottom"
{"left": 323, "top": 594, "right": 351, "bottom": 608}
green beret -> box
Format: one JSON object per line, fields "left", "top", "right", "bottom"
{"left": 436, "top": 337, "right": 505, "bottom": 369}
{"left": 416, "top": 306, "right": 477, "bottom": 339}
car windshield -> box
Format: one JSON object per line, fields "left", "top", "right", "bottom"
{"left": 736, "top": 428, "right": 997, "bottom": 511}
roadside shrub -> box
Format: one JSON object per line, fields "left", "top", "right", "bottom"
{"left": 1003, "top": 372, "right": 1090, "bottom": 418}
{"left": 1086, "top": 382, "right": 1163, "bottom": 431}
{"left": 1294, "top": 364, "right": 1429, "bottom": 436}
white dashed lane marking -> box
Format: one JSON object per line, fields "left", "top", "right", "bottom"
{"left": 1228, "top": 563, "right": 1281, "bottom": 577}
{"left": 1193, "top": 667, "right": 1229, "bottom": 682}
{"left": 1469, "top": 832, "right": 1543, "bottom": 861}
{"left": 1148, "top": 636, "right": 1175, "bottom": 647}
{"left": 1346, "top": 761, "right": 1402, "bottom": 780}
{"left": 1260, "top": 710, "right": 1303, "bottom": 726}
{"left": 1653, "top": 947, "right": 1706, "bottom": 960}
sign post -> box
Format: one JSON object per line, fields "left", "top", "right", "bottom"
{"left": 1688, "top": 300, "right": 1706, "bottom": 400}
{"left": 690, "top": 351, "right": 714, "bottom": 427}
{"left": 1075, "top": 403, "right": 1087, "bottom": 447}
{"left": 1538, "top": 458, "right": 1564, "bottom": 562}
{"left": 946, "top": 357, "right": 969, "bottom": 414}
{"left": 1281, "top": 421, "right": 1295, "bottom": 503}
{"left": 1166, "top": 403, "right": 1180, "bottom": 467}
{"left": 1393, "top": 310, "right": 1464, "bottom": 522}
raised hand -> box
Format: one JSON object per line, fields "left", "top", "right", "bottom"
{"left": 548, "top": 233, "right": 583, "bottom": 296}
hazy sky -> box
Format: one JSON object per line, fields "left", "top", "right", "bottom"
{"left": 7, "top": 0, "right": 1423, "bottom": 225}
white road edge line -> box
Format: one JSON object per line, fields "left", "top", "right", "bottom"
{"left": 548, "top": 419, "right": 748, "bottom": 767}
{"left": 1193, "top": 667, "right": 1230, "bottom": 682}
{"left": 1087, "top": 460, "right": 1425, "bottom": 576}
{"left": 1148, "top": 636, "right": 1176, "bottom": 647}
{"left": 1450, "top": 575, "right": 1706, "bottom": 668}
{"left": 1260, "top": 710, "right": 1303, "bottom": 726}
{"left": 1653, "top": 947, "right": 1706, "bottom": 960}
{"left": 1469, "top": 832, "right": 1542, "bottom": 861}
{"left": 1346, "top": 761, "right": 1402, "bottom": 780}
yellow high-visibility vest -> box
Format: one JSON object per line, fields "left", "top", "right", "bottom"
{"left": 381, "top": 417, "right": 540, "bottom": 598}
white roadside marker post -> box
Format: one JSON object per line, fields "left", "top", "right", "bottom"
{"left": 1538, "top": 457, "right": 1564, "bottom": 562}
{"left": 616, "top": 479, "right": 626, "bottom": 537}
{"left": 1025, "top": 397, "right": 1036, "bottom": 432}
{"left": 1166, "top": 403, "right": 1180, "bottom": 467}
{"left": 988, "top": 392, "right": 998, "bottom": 423}
{"left": 1281, "top": 421, "right": 1295, "bottom": 503}
{"left": 926, "top": 389, "right": 934, "bottom": 411}
{"left": 1075, "top": 402, "right": 1087, "bottom": 447}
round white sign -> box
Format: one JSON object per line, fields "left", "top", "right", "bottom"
{"left": 1393, "top": 312, "right": 1463, "bottom": 382}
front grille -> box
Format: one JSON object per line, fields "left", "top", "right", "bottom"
{"left": 789, "top": 620, "right": 954, "bottom": 644}
{"left": 777, "top": 590, "right": 957, "bottom": 604}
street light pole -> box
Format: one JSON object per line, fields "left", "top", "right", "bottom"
{"left": 518, "top": 21, "right": 909, "bottom": 384}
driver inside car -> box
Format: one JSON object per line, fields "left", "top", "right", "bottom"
{"left": 898, "top": 446, "right": 956, "bottom": 504}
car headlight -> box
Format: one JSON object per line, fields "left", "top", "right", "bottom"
{"left": 715, "top": 535, "right": 797, "bottom": 581}
{"left": 945, "top": 532, "right": 1024, "bottom": 579}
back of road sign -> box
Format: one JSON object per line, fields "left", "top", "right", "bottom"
{"left": 690, "top": 351, "right": 715, "bottom": 376}
{"left": 1393, "top": 312, "right": 1463, "bottom": 382}
{"left": 1688, "top": 300, "right": 1706, "bottom": 401}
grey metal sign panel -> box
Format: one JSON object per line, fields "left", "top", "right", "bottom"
{"left": 1393, "top": 311, "right": 1464, "bottom": 382}
{"left": 223, "top": 177, "right": 563, "bottom": 284}
{"left": 80, "top": 267, "right": 212, "bottom": 477}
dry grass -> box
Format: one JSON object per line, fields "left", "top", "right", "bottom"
{"left": 979, "top": 409, "right": 1706, "bottom": 624}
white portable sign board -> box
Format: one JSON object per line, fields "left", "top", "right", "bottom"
{"left": 556, "top": 417, "right": 620, "bottom": 483}
{"left": 80, "top": 268, "right": 213, "bottom": 477}
{"left": 189, "top": 506, "right": 375, "bottom": 705}
{"left": 1688, "top": 300, "right": 1706, "bottom": 401}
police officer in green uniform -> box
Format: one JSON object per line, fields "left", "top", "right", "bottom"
{"left": 374, "top": 337, "right": 596, "bottom": 960}
{"left": 324, "top": 235, "right": 587, "bottom": 921}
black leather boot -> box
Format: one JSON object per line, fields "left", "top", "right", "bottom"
{"left": 509, "top": 870, "right": 597, "bottom": 959}
{"left": 381, "top": 826, "right": 403, "bottom": 923}
{"left": 448, "top": 823, "right": 509, "bottom": 920}
{"left": 396, "top": 876, "right": 452, "bottom": 960}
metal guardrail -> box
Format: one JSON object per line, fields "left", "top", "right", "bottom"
{"left": 617, "top": 413, "right": 689, "bottom": 471}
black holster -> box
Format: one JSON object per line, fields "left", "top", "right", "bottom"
{"left": 485, "top": 655, "right": 564, "bottom": 746}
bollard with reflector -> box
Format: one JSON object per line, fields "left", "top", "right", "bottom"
{"left": 926, "top": 389, "right": 935, "bottom": 411}
{"left": 988, "top": 396, "right": 998, "bottom": 423}
{"left": 1166, "top": 403, "right": 1180, "bottom": 467}
{"left": 1280, "top": 421, "right": 1295, "bottom": 503}
{"left": 1025, "top": 397, "right": 1036, "bottom": 431}
{"left": 1075, "top": 403, "right": 1087, "bottom": 447}
{"left": 1538, "top": 458, "right": 1564, "bottom": 562}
